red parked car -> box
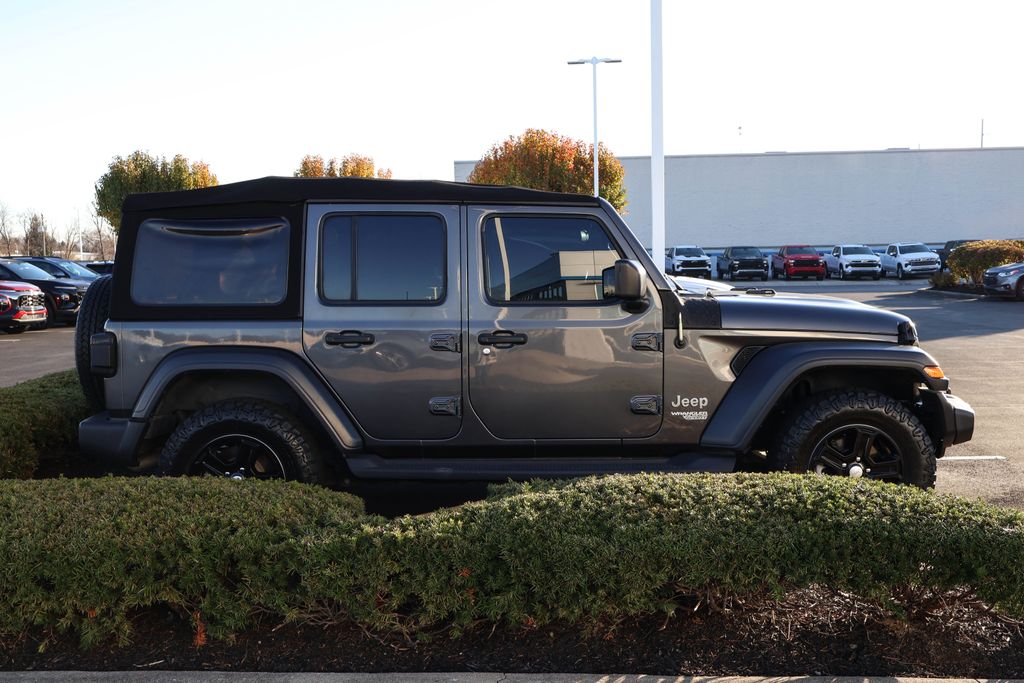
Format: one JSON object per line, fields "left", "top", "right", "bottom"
{"left": 0, "top": 280, "right": 47, "bottom": 334}
{"left": 771, "top": 245, "right": 826, "bottom": 280}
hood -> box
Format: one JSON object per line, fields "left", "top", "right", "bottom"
{"left": 716, "top": 291, "right": 910, "bottom": 337}
{"left": 0, "top": 280, "right": 41, "bottom": 293}
{"left": 900, "top": 250, "right": 937, "bottom": 259}
{"left": 27, "top": 277, "right": 91, "bottom": 290}
{"left": 985, "top": 261, "right": 1024, "bottom": 275}
{"left": 785, "top": 253, "right": 821, "bottom": 260}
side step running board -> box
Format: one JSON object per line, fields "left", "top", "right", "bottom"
{"left": 344, "top": 453, "right": 736, "bottom": 480}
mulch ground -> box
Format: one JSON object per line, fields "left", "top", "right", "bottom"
{"left": 3, "top": 588, "right": 1023, "bottom": 676}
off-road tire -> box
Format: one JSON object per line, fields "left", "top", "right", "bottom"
{"left": 769, "top": 389, "right": 937, "bottom": 489}
{"left": 74, "top": 275, "right": 113, "bottom": 410}
{"left": 159, "top": 399, "right": 326, "bottom": 484}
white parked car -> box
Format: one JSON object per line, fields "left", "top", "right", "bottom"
{"left": 665, "top": 245, "right": 712, "bottom": 278}
{"left": 880, "top": 243, "right": 941, "bottom": 280}
{"left": 824, "top": 244, "right": 882, "bottom": 280}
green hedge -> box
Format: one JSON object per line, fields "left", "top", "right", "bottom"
{"left": 2, "top": 473, "right": 1024, "bottom": 646}
{"left": 948, "top": 239, "right": 1024, "bottom": 283}
{"left": 0, "top": 370, "right": 91, "bottom": 478}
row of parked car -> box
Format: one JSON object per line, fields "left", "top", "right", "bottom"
{"left": 0, "top": 256, "right": 112, "bottom": 334}
{"left": 664, "top": 242, "right": 953, "bottom": 282}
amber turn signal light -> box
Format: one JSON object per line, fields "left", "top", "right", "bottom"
{"left": 924, "top": 365, "right": 945, "bottom": 379}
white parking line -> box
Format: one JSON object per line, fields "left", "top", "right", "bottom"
{"left": 941, "top": 455, "right": 1007, "bottom": 461}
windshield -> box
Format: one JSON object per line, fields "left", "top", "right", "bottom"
{"left": 674, "top": 247, "right": 705, "bottom": 257}
{"left": 2, "top": 261, "right": 53, "bottom": 280}
{"left": 843, "top": 246, "right": 873, "bottom": 255}
{"left": 731, "top": 247, "right": 761, "bottom": 258}
{"left": 52, "top": 259, "right": 98, "bottom": 279}
{"left": 785, "top": 246, "right": 818, "bottom": 255}
{"left": 901, "top": 243, "right": 931, "bottom": 254}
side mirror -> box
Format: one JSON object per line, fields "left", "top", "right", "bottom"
{"left": 602, "top": 259, "right": 648, "bottom": 301}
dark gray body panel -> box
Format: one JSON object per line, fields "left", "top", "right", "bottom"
{"left": 717, "top": 294, "right": 907, "bottom": 336}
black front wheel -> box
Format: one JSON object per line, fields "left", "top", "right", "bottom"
{"left": 160, "top": 400, "right": 326, "bottom": 484}
{"left": 769, "top": 390, "right": 936, "bottom": 488}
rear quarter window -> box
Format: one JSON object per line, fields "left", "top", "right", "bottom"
{"left": 130, "top": 218, "right": 289, "bottom": 306}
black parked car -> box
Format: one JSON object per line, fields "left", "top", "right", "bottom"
{"left": 0, "top": 259, "right": 90, "bottom": 326}
{"left": 80, "top": 260, "right": 114, "bottom": 275}
{"left": 16, "top": 256, "right": 100, "bottom": 282}
{"left": 717, "top": 246, "right": 769, "bottom": 281}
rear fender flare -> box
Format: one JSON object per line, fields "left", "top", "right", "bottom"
{"left": 132, "top": 347, "right": 363, "bottom": 451}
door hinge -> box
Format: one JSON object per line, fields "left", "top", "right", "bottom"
{"left": 429, "top": 396, "right": 461, "bottom": 417}
{"left": 630, "top": 395, "right": 662, "bottom": 415}
{"left": 429, "top": 333, "right": 461, "bottom": 353}
{"left": 631, "top": 332, "right": 663, "bottom": 352}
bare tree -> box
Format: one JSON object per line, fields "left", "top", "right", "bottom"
{"left": 88, "top": 205, "right": 115, "bottom": 260}
{"left": 0, "top": 203, "right": 16, "bottom": 256}
{"left": 57, "top": 215, "right": 83, "bottom": 260}
{"left": 21, "top": 212, "right": 50, "bottom": 256}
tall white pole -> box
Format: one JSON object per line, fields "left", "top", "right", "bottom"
{"left": 650, "top": 0, "right": 666, "bottom": 264}
{"left": 592, "top": 60, "right": 600, "bottom": 197}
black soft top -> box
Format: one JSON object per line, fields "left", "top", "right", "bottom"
{"left": 122, "top": 176, "right": 600, "bottom": 212}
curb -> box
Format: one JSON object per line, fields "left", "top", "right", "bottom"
{"left": 0, "top": 675, "right": 1013, "bottom": 682}
{"left": 916, "top": 288, "right": 980, "bottom": 299}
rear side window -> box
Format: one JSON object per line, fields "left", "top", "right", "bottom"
{"left": 320, "top": 214, "right": 446, "bottom": 303}
{"left": 482, "top": 215, "right": 620, "bottom": 303}
{"left": 131, "top": 218, "right": 289, "bottom": 306}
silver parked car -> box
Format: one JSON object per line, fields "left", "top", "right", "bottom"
{"left": 983, "top": 261, "right": 1024, "bottom": 299}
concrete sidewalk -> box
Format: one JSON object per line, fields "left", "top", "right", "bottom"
{"left": 0, "top": 674, "right": 1010, "bottom": 682}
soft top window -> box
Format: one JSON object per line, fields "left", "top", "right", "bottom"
{"left": 131, "top": 218, "right": 289, "bottom": 306}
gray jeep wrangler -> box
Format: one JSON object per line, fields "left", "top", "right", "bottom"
{"left": 76, "top": 177, "right": 974, "bottom": 488}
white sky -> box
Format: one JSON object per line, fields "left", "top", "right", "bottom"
{"left": 1, "top": 0, "right": 1022, "bottom": 233}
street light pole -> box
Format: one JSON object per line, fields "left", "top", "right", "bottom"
{"left": 568, "top": 56, "right": 621, "bottom": 198}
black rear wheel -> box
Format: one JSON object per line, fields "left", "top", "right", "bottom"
{"left": 160, "top": 399, "right": 326, "bottom": 484}
{"left": 769, "top": 389, "right": 936, "bottom": 488}
{"left": 3, "top": 326, "right": 26, "bottom": 335}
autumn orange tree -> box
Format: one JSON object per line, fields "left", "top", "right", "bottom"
{"left": 467, "top": 129, "right": 627, "bottom": 213}
{"left": 295, "top": 154, "right": 393, "bottom": 179}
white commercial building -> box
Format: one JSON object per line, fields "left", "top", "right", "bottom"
{"left": 454, "top": 146, "right": 1024, "bottom": 249}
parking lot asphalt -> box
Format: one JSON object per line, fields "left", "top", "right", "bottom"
{"left": 0, "top": 324, "right": 75, "bottom": 387}
{"left": 1, "top": 279, "right": 1021, "bottom": 507}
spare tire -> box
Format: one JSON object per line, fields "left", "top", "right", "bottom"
{"left": 75, "top": 275, "right": 113, "bottom": 410}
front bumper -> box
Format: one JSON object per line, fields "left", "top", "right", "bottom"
{"left": 673, "top": 264, "right": 711, "bottom": 276}
{"left": 919, "top": 390, "right": 975, "bottom": 456}
{"left": 78, "top": 412, "right": 146, "bottom": 466}
{"left": 903, "top": 263, "right": 941, "bottom": 275}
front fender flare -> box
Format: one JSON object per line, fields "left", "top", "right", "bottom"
{"left": 699, "top": 342, "right": 945, "bottom": 451}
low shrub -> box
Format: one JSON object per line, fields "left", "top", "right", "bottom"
{"left": 948, "top": 239, "right": 1024, "bottom": 283}
{"left": 929, "top": 271, "right": 958, "bottom": 289}
{"left": 0, "top": 370, "right": 91, "bottom": 478}
{"left": 2, "top": 473, "right": 1024, "bottom": 646}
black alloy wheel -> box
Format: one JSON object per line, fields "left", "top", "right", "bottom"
{"left": 808, "top": 423, "right": 902, "bottom": 482}
{"left": 189, "top": 433, "right": 287, "bottom": 480}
